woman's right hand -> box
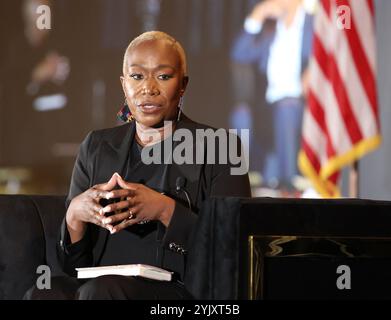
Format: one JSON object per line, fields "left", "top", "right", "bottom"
{"left": 66, "top": 173, "right": 118, "bottom": 243}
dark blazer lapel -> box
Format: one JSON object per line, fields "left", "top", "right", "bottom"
{"left": 168, "top": 116, "right": 203, "bottom": 209}
{"left": 92, "top": 121, "right": 136, "bottom": 265}
{"left": 93, "top": 122, "right": 136, "bottom": 184}
{"left": 167, "top": 161, "right": 202, "bottom": 209}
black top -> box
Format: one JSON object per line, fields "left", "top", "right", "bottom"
{"left": 100, "top": 138, "right": 169, "bottom": 267}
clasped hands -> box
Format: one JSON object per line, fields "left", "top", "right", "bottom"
{"left": 66, "top": 173, "right": 175, "bottom": 239}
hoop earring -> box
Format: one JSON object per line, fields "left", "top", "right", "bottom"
{"left": 177, "top": 96, "right": 184, "bottom": 122}
{"left": 117, "top": 97, "right": 134, "bottom": 123}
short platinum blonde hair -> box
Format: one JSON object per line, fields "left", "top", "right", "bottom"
{"left": 122, "top": 31, "right": 188, "bottom": 77}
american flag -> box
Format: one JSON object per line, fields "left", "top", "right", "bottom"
{"left": 299, "top": 0, "right": 380, "bottom": 197}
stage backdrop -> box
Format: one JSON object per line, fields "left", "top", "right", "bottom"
{"left": 0, "top": 0, "right": 390, "bottom": 199}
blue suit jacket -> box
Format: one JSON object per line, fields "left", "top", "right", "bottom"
{"left": 231, "top": 14, "right": 314, "bottom": 75}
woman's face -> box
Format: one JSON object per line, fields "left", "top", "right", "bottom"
{"left": 121, "top": 39, "right": 188, "bottom": 128}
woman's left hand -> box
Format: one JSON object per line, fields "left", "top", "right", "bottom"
{"left": 99, "top": 173, "right": 175, "bottom": 233}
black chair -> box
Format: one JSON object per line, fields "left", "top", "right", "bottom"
{"left": 0, "top": 195, "right": 66, "bottom": 299}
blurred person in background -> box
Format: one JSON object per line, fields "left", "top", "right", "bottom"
{"left": 232, "top": 0, "right": 314, "bottom": 192}
{"left": 0, "top": 0, "right": 70, "bottom": 167}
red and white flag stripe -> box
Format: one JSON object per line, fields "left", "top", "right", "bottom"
{"left": 299, "top": 0, "right": 381, "bottom": 197}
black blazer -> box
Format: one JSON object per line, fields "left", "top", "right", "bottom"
{"left": 57, "top": 115, "right": 251, "bottom": 280}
